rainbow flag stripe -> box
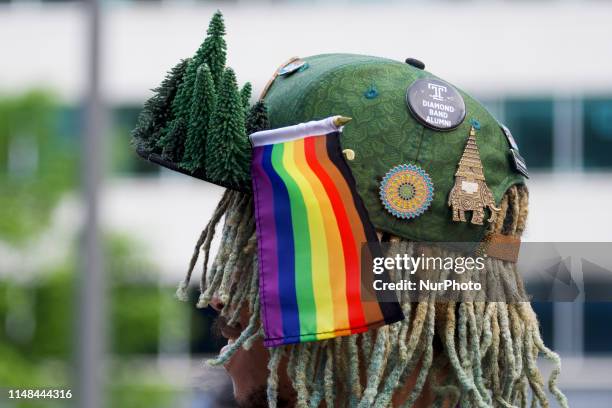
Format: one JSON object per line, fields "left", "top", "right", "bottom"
{"left": 250, "top": 117, "right": 403, "bottom": 347}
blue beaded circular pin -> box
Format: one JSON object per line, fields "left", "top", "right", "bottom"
{"left": 379, "top": 164, "right": 434, "bottom": 219}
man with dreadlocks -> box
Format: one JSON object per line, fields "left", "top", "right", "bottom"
{"left": 185, "top": 184, "right": 567, "bottom": 408}
{"left": 132, "top": 12, "right": 568, "bottom": 408}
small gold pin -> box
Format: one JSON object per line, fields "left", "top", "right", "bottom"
{"left": 448, "top": 126, "right": 500, "bottom": 225}
{"left": 342, "top": 149, "right": 356, "bottom": 161}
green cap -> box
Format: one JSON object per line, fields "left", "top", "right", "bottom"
{"left": 264, "top": 54, "right": 524, "bottom": 243}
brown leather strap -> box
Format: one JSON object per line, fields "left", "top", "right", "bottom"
{"left": 259, "top": 56, "right": 300, "bottom": 100}
{"left": 479, "top": 233, "right": 521, "bottom": 263}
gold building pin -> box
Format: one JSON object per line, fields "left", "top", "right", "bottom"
{"left": 448, "top": 126, "right": 500, "bottom": 225}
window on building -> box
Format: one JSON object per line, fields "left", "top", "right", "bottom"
{"left": 584, "top": 303, "right": 612, "bottom": 354}
{"left": 504, "top": 99, "right": 554, "bottom": 169}
{"left": 531, "top": 302, "right": 553, "bottom": 348}
{"left": 583, "top": 98, "right": 612, "bottom": 169}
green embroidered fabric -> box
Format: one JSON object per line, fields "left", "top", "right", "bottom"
{"left": 264, "top": 54, "right": 524, "bottom": 243}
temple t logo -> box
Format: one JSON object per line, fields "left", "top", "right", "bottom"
{"left": 428, "top": 83, "right": 447, "bottom": 101}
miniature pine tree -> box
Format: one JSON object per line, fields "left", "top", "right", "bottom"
{"left": 157, "top": 72, "right": 193, "bottom": 160}
{"left": 245, "top": 100, "right": 270, "bottom": 135}
{"left": 157, "top": 116, "right": 183, "bottom": 161}
{"left": 240, "top": 82, "right": 252, "bottom": 112}
{"left": 161, "top": 67, "right": 196, "bottom": 157}
{"left": 160, "top": 117, "right": 187, "bottom": 162}
{"left": 161, "top": 11, "right": 227, "bottom": 160}
{"left": 132, "top": 59, "right": 189, "bottom": 152}
{"left": 198, "top": 10, "right": 227, "bottom": 89}
{"left": 181, "top": 64, "right": 216, "bottom": 173}
{"left": 206, "top": 68, "right": 250, "bottom": 188}
{"left": 180, "top": 11, "right": 227, "bottom": 111}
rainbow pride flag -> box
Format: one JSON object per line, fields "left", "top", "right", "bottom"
{"left": 250, "top": 117, "right": 403, "bottom": 347}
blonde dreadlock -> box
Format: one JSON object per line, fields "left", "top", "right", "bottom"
{"left": 178, "top": 185, "right": 569, "bottom": 408}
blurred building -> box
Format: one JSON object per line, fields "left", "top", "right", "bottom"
{"left": 2, "top": 0, "right": 611, "bottom": 248}
{"left": 0, "top": 1, "right": 611, "bottom": 406}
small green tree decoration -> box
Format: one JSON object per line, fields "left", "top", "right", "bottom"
{"left": 132, "top": 11, "right": 256, "bottom": 191}
{"left": 198, "top": 10, "right": 227, "bottom": 89}
{"left": 160, "top": 11, "right": 227, "bottom": 160}
{"left": 159, "top": 117, "right": 187, "bottom": 161}
{"left": 240, "top": 82, "right": 252, "bottom": 112}
{"left": 181, "top": 64, "right": 216, "bottom": 172}
{"left": 245, "top": 100, "right": 270, "bottom": 135}
{"left": 206, "top": 68, "right": 250, "bottom": 188}
{"left": 132, "top": 59, "right": 189, "bottom": 152}
{"left": 158, "top": 87, "right": 190, "bottom": 160}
